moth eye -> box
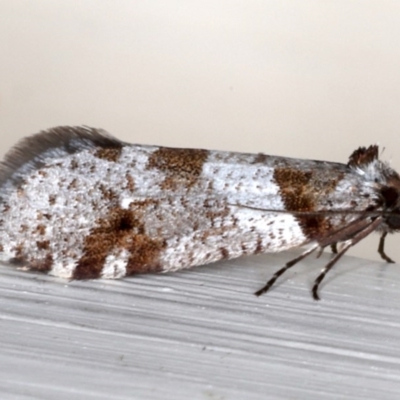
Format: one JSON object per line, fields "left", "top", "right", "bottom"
{"left": 380, "top": 186, "right": 399, "bottom": 208}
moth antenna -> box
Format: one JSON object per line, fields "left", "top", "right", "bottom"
{"left": 312, "top": 242, "right": 352, "bottom": 300}
{"left": 378, "top": 231, "right": 395, "bottom": 263}
{"left": 312, "top": 217, "right": 383, "bottom": 300}
{"left": 254, "top": 244, "right": 319, "bottom": 297}
{"left": 228, "top": 203, "right": 384, "bottom": 218}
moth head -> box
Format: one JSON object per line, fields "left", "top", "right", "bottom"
{"left": 348, "top": 144, "right": 400, "bottom": 180}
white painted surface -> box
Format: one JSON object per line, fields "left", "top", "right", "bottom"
{"left": 1, "top": 251, "right": 400, "bottom": 399}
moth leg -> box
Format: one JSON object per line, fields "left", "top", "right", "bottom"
{"left": 378, "top": 232, "right": 395, "bottom": 263}
{"left": 316, "top": 243, "right": 337, "bottom": 260}
{"left": 312, "top": 216, "right": 383, "bottom": 300}
{"left": 254, "top": 245, "right": 319, "bottom": 297}
{"left": 312, "top": 242, "right": 352, "bottom": 300}
{"left": 316, "top": 247, "right": 325, "bottom": 258}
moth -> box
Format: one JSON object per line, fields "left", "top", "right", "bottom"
{"left": 0, "top": 126, "right": 398, "bottom": 300}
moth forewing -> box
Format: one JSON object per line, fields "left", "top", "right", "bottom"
{"left": 0, "top": 127, "right": 397, "bottom": 299}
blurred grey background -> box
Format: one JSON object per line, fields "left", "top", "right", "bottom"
{"left": 1, "top": 1, "right": 400, "bottom": 262}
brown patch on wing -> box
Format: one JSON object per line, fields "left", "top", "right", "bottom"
{"left": 273, "top": 167, "right": 341, "bottom": 239}
{"left": 255, "top": 237, "right": 263, "bottom": 254}
{"left": 70, "top": 159, "right": 79, "bottom": 170}
{"left": 147, "top": 147, "right": 209, "bottom": 188}
{"left": 94, "top": 147, "right": 122, "bottom": 162}
{"left": 10, "top": 246, "right": 53, "bottom": 273}
{"left": 13, "top": 243, "right": 24, "bottom": 259}
{"left": 35, "top": 224, "right": 46, "bottom": 235}
{"left": 68, "top": 178, "right": 78, "bottom": 190}
{"left": 30, "top": 254, "right": 54, "bottom": 272}
{"left": 36, "top": 240, "right": 50, "bottom": 250}
{"left": 252, "top": 153, "right": 269, "bottom": 164}
{"left": 99, "top": 184, "right": 117, "bottom": 201}
{"left": 74, "top": 206, "right": 167, "bottom": 279}
{"left": 219, "top": 247, "right": 230, "bottom": 259}
{"left": 125, "top": 173, "right": 135, "bottom": 191}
